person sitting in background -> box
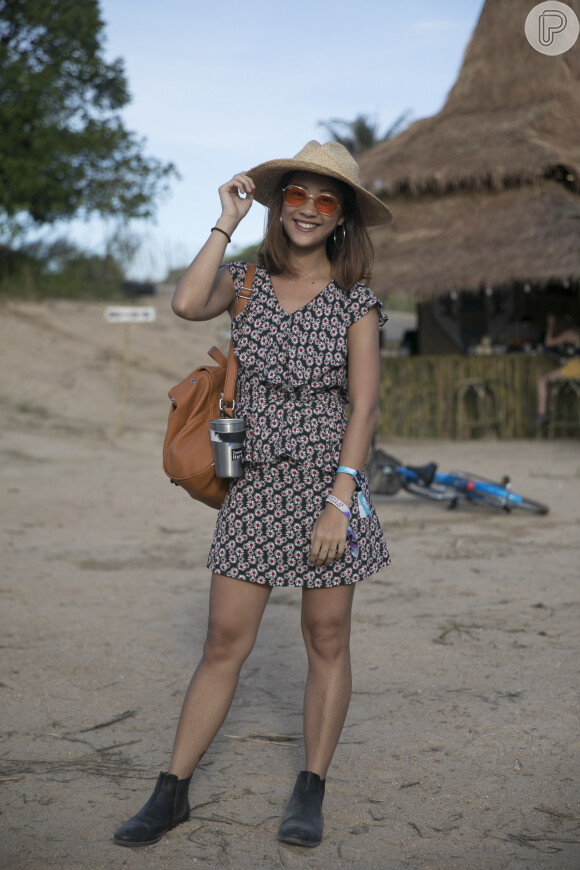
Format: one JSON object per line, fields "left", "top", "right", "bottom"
{"left": 535, "top": 314, "right": 580, "bottom": 426}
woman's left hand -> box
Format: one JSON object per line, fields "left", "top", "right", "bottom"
{"left": 309, "top": 505, "right": 348, "bottom": 566}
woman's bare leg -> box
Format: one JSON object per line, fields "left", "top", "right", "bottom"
{"left": 300, "top": 584, "right": 356, "bottom": 779}
{"left": 168, "top": 573, "right": 271, "bottom": 779}
{"left": 537, "top": 367, "right": 564, "bottom": 415}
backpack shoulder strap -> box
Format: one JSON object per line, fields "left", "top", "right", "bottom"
{"left": 221, "top": 264, "right": 256, "bottom": 415}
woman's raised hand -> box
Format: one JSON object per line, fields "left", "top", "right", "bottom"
{"left": 217, "top": 173, "right": 256, "bottom": 229}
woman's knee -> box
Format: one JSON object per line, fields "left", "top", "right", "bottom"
{"left": 303, "top": 619, "right": 351, "bottom": 662}
{"left": 202, "top": 619, "right": 256, "bottom": 667}
{"left": 202, "top": 574, "right": 270, "bottom": 667}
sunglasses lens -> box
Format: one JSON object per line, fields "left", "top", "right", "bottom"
{"left": 316, "top": 194, "right": 338, "bottom": 215}
{"left": 283, "top": 186, "right": 306, "bottom": 206}
{"left": 282, "top": 186, "right": 339, "bottom": 215}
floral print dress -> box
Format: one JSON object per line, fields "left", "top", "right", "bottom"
{"left": 207, "top": 262, "right": 391, "bottom": 588}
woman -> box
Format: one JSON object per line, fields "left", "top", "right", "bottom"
{"left": 113, "top": 140, "right": 392, "bottom": 849}
{"left": 535, "top": 313, "right": 580, "bottom": 426}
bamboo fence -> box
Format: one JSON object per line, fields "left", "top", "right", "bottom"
{"left": 376, "top": 353, "right": 579, "bottom": 439}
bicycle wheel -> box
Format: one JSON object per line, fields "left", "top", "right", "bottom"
{"left": 367, "top": 447, "right": 402, "bottom": 495}
{"left": 506, "top": 494, "right": 550, "bottom": 515}
{"left": 400, "top": 479, "right": 459, "bottom": 504}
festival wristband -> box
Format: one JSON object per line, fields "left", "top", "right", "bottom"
{"left": 325, "top": 494, "right": 351, "bottom": 518}
{"left": 346, "top": 527, "right": 360, "bottom": 559}
{"left": 336, "top": 466, "right": 371, "bottom": 518}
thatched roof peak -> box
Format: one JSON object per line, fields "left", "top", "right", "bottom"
{"left": 359, "top": 0, "right": 580, "bottom": 196}
{"left": 444, "top": 0, "right": 579, "bottom": 113}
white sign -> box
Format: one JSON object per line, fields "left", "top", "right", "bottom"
{"left": 104, "top": 306, "right": 157, "bottom": 324}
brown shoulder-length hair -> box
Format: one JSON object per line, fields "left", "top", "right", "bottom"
{"left": 257, "top": 173, "right": 374, "bottom": 291}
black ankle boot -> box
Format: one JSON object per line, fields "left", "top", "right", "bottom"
{"left": 278, "top": 770, "right": 325, "bottom": 847}
{"left": 113, "top": 771, "right": 192, "bottom": 847}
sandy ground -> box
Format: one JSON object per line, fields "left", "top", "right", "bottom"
{"left": 0, "top": 297, "right": 579, "bottom": 870}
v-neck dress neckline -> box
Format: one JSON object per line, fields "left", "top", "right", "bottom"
{"left": 269, "top": 276, "right": 333, "bottom": 316}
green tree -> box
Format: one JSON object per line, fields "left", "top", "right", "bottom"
{"left": 0, "top": 236, "right": 127, "bottom": 298}
{"left": 0, "top": 0, "right": 178, "bottom": 232}
{"left": 319, "top": 111, "right": 412, "bottom": 157}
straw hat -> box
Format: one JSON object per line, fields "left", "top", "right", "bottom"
{"left": 247, "top": 140, "right": 393, "bottom": 226}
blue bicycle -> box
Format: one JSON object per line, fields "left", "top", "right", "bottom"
{"left": 367, "top": 446, "right": 549, "bottom": 514}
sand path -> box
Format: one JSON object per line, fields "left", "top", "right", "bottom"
{"left": 1, "top": 298, "right": 578, "bottom": 869}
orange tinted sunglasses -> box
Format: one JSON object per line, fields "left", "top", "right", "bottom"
{"left": 282, "top": 185, "right": 339, "bottom": 216}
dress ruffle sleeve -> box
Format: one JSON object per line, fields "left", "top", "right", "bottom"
{"left": 346, "top": 283, "right": 388, "bottom": 328}
{"left": 227, "top": 260, "right": 249, "bottom": 295}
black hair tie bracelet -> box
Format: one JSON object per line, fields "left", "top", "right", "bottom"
{"left": 211, "top": 226, "right": 232, "bottom": 244}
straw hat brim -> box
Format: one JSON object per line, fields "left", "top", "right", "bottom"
{"left": 247, "top": 157, "right": 393, "bottom": 227}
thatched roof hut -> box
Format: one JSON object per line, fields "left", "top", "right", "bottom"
{"left": 360, "top": 0, "right": 580, "bottom": 312}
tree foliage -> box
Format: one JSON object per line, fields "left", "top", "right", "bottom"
{"left": 0, "top": 237, "right": 127, "bottom": 298}
{"left": 319, "top": 112, "right": 412, "bottom": 157}
{"left": 0, "top": 0, "right": 178, "bottom": 229}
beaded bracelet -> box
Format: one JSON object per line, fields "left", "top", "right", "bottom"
{"left": 211, "top": 226, "right": 232, "bottom": 244}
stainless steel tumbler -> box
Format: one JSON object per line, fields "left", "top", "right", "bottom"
{"left": 209, "top": 417, "right": 246, "bottom": 477}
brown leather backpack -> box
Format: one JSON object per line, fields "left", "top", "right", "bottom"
{"left": 162, "top": 265, "right": 255, "bottom": 509}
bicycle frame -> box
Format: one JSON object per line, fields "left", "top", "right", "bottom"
{"left": 396, "top": 465, "right": 523, "bottom": 510}
{"left": 369, "top": 447, "right": 549, "bottom": 514}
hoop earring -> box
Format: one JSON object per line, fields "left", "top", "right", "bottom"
{"left": 333, "top": 224, "right": 346, "bottom": 250}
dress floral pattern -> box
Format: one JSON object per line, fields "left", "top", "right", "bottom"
{"left": 207, "top": 262, "right": 391, "bottom": 588}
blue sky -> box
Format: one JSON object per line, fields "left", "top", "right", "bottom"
{"left": 67, "top": 0, "right": 486, "bottom": 278}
